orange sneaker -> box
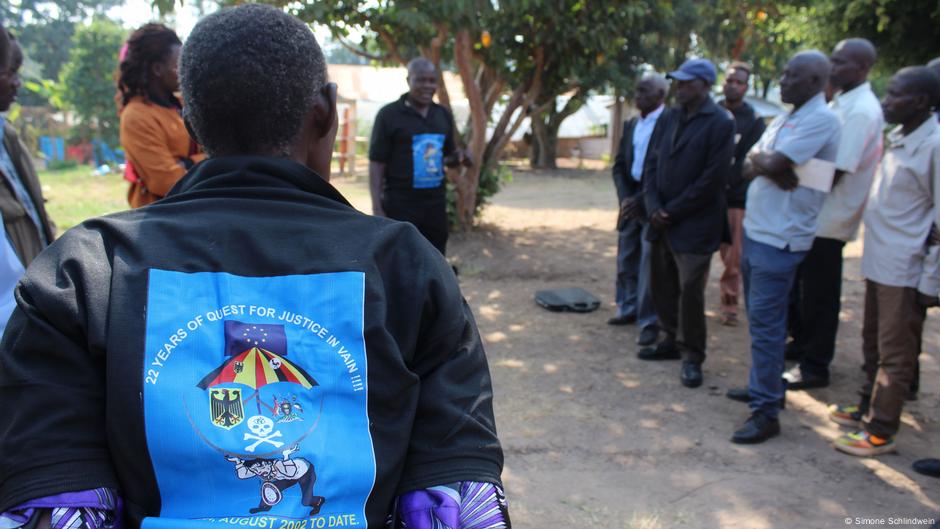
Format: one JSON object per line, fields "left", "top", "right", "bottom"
{"left": 828, "top": 403, "right": 863, "bottom": 428}
{"left": 833, "top": 430, "right": 895, "bottom": 457}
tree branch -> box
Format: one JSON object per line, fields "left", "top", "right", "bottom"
{"left": 428, "top": 24, "right": 453, "bottom": 116}
{"left": 334, "top": 33, "right": 390, "bottom": 62}
{"left": 550, "top": 87, "right": 588, "bottom": 128}
{"left": 375, "top": 27, "right": 407, "bottom": 66}
{"left": 454, "top": 28, "right": 488, "bottom": 228}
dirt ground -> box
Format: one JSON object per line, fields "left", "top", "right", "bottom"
{"left": 338, "top": 165, "right": 940, "bottom": 529}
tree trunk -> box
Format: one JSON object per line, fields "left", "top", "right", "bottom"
{"left": 610, "top": 90, "right": 624, "bottom": 167}
{"left": 530, "top": 109, "right": 558, "bottom": 169}
{"left": 452, "top": 29, "right": 487, "bottom": 231}
{"left": 529, "top": 91, "right": 586, "bottom": 169}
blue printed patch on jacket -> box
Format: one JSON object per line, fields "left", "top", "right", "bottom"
{"left": 142, "top": 270, "right": 374, "bottom": 529}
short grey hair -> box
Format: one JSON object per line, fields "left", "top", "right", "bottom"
{"left": 180, "top": 4, "right": 327, "bottom": 156}
{"left": 639, "top": 72, "right": 669, "bottom": 96}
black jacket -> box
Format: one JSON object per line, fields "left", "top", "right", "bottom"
{"left": 720, "top": 100, "right": 766, "bottom": 208}
{"left": 0, "top": 156, "right": 503, "bottom": 528}
{"left": 611, "top": 112, "right": 668, "bottom": 219}
{"left": 644, "top": 99, "right": 735, "bottom": 254}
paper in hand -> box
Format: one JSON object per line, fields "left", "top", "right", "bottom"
{"left": 794, "top": 158, "right": 836, "bottom": 193}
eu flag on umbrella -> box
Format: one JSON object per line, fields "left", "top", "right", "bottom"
{"left": 196, "top": 320, "right": 317, "bottom": 391}
{"left": 224, "top": 320, "right": 288, "bottom": 357}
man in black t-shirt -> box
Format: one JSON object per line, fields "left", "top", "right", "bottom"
{"left": 717, "top": 62, "right": 766, "bottom": 327}
{"left": 368, "top": 58, "right": 471, "bottom": 255}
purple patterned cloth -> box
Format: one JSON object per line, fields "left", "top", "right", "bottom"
{"left": 396, "top": 482, "right": 508, "bottom": 529}
{"left": 0, "top": 482, "right": 506, "bottom": 529}
{"left": 0, "top": 488, "right": 120, "bottom": 529}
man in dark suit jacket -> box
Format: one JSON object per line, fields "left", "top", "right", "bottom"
{"left": 641, "top": 58, "right": 735, "bottom": 389}
{"left": 610, "top": 73, "right": 669, "bottom": 349}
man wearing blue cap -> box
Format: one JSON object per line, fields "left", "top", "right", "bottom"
{"left": 641, "top": 58, "right": 735, "bottom": 389}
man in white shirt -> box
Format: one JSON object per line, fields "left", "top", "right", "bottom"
{"left": 829, "top": 66, "right": 940, "bottom": 457}
{"left": 785, "top": 39, "right": 883, "bottom": 390}
{"left": 610, "top": 73, "right": 668, "bottom": 348}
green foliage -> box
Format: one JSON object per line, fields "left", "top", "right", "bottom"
{"left": 5, "top": 0, "right": 120, "bottom": 108}
{"left": 801, "top": 0, "right": 940, "bottom": 73}
{"left": 693, "top": 1, "right": 807, "bottom": 97}
{"left": 58, "top": 18, "right": 126, "bottom": 146}
{"left": 22, "top": 79, "right": 65, "bottom": 109}
{"left": 2, "top": 0, "right": 121, "bottom": 23}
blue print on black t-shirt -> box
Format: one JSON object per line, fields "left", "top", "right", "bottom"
{"left": 411, "top": 133, "right": 445, "bottom": 189}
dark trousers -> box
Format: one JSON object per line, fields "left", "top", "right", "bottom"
{"left": 383, "top": 197, "right": 449, "bottom": 255}
{"left": 790, "top": 237, "right": 845, "bottom": 379}
{"left": 860, "top": 280, "right": 925, "bottom": 438}
{"left": 649, "top": 237, "right": 712, "bottom": 363}
{"left": 615, "top": 220, "right": 657, "bottom": 329}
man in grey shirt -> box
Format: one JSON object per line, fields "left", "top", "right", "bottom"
{"left": 728, "top": 51, "right": 841, "bottom": 444}
{"left": 829, "top": 66, "right": 940, "bottom": 457}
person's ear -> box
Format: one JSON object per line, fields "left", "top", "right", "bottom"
{"left": 302, "top": 82, "right": 338, "bottom": 178}
{"left": 913, "top": 92, "right": 931, "bottom": 113}
{"left": 313, "top": 82, "right": 337, "bottom": 139}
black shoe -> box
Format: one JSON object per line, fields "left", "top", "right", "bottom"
{"left": 731, "top": 412, "right": 780, "bottom": 444}
{"left": 308, "top": 496, "right": 326, "bottom": 515}
{"left": 608, "top": 314, "right": 637, "bottom": 325}
{"left": 782, "top": 365, "right": 829, "bottom": 390}
{"left": 725, "top": 387, "right": 786, "bottom": 409}
{"left": 637, "top": 325, "right": 659, "bottom": 346}
{"left": 913, "top": 458, "right": 940, "bottom": 478}
{"left": 680, "top": 361, "right": 703, "bottom": 388}
{"left": 637, "top": 341, "right": 680, "bottom": 361}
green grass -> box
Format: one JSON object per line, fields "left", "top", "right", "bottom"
{"left": 38, "top": 165, "right": 128, "bottom": 233}
{"left": 37, "top": 164, "right": 374, "bottom": 235}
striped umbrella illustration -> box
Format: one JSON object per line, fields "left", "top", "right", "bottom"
{"left": 198, "top": 320, "right": 317, "bottom": 415}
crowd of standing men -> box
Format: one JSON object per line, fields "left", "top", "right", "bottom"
{"left": 611, "top": 41, "right": 940, "bottom": 464}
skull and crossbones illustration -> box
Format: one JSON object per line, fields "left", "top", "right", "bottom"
{"left": 244, "top": 415, "right": 284, "bottom": 452}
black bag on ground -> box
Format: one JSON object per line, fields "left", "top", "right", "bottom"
{"left": 534, "top": 287, "right": 600, "bottom": 313}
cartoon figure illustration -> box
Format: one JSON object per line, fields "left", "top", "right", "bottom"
{"left": 423, "top": 143, "right": 440, "bottom": 174}
{"left": 225, "top": 445, "right": 325, "bottom": 516}
{"left": 272, "top": 394, "right": 304, "bottom": 423}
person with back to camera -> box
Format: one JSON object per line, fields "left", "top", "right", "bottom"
{"left": 0, "top": 5, "right": 508, "bottom": 529}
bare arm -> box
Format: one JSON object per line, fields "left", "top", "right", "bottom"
{"left": 746, "top": 150, "right": 798, "bottom": 191}
{"left": 369, "top": 161, "right": 386, "bottom": 217}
